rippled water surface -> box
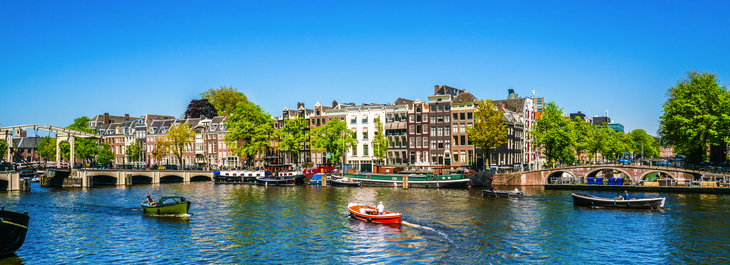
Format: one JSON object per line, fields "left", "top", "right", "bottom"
{"left": 2, "top": 182, "right": 730, "bottom": 264}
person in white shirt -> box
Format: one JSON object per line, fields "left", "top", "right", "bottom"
{"left": 377, "top": 201, "right": 385, "bottom": 215}
{"left": 514, "top": 188, "right": 519, "bottom": 193}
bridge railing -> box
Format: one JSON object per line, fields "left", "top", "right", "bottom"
{"left": 527, "top": 160, "right": 730, "bottom": 175}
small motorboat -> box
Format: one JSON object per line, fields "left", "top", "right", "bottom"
{"left": 331, "top": 176, "right": 361, "bottom": 187}
{"left": 31, "top": 176, "right": 41, "bottom": 182}
{"left": 482, "top": 188, "right": 523, "bottom": 197}
{"left": 0, "top": 207, "right": 30, "bottom": 256}
{"left": 571, "top": 193, "right": 665, "bottom": 209}
{"left": 348, "top": 203, "right": 401, "bottom": 224}
{"left": 141, "top": 196, "right": 192, "bottom": 215}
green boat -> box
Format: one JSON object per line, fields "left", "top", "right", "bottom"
{"left": 141, "top": 196, "right": 192, "bottom": 215}
{"left": 344, "top": 172, "right": 471, "bottom": 188}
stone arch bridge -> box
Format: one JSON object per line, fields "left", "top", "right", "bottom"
{"left": 76, "top": 169, "right": 213, "bottom": 187}
{"left": 497, "top": 164, "right": 727, "bottom": 186}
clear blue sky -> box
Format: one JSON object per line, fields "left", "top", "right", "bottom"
{"left": 2, "top": 1, "right": 729, "bottom": 136}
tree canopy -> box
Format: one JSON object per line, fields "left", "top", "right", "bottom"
{"left": 310, "top": 119, "right": 357, "bottom": 165}
{"left": 125, "top": 139, "right": 143, "bottom": 163}
{"left": 225, "top": 101, "right": 274, "bottom": 167}
{"left": 467, "top": 99, "right": 507, "bottom": 168}
{"left": 372, "top": 117, "right": 388, "bottom": 164}
{"left": 165, "top": 122, "right": 194, "bottom": 168}
{"left": 533, "top": 101, "right": 574, "bottom": 165}
{"left": 96, "top": 142, "right": 114, "bottom": 166}
{"left": 275, "top": 116, "right": 309, "bottom": 164}
{"left": 628, "top": 129, "right": 660, "bottom": 159}
{"left": 0, "top": 139, "right": 7, "bottom": 161}
{"left": 184, "top": 99, "right": 218, "bottom": 119}
{"left": 659, "top": 70, "right": 730, "bottom": 164}
{"left": 201, "top": 86, "right": 248, "bottom": 117}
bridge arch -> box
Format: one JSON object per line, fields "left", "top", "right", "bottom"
{"left": 546, "top": 171, "right": 576, "bottom": 184}
{"left": 639, "top": 171, "right": 676, "bottom": 181}
{"left": 160, "top": 175, "right": 184, "bottom": 183}
{"left": 190, "top": 175, "right": 211, "bottom": 182}
{"left": 92, "top": 174, "right": 118, "bottom": 185}
{"left": 131, "top": 175, "right": 153, "bottom": 184}
{"left": 585, "top": 168, "right": 632, "bottom": 179}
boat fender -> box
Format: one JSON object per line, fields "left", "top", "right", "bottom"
{"left": 366, "top": 217, "right": 372, "bottom": 223}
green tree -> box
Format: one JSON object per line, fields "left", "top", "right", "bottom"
{"left": 37, "top": 136, "right": 56, "bottom": 162}
{"left": 275, "top": 116, "right": 309, "bottom": 165}
{"left": 571, "top": 117, "right": 593, "bottom": 164}
{"left": 533, "top": 101, "right": 574, "bottom": 166}
{"left": 372, "top": 117, "right": 388, "bottom": 164}
{"left": 467, "top": 99, "right": 508, "bottom": 169}
{"left": 151, "top": 139, "right": 169, "bottom": 166}
{"left": 67, "top": 116, "right": 99, "bottom": 165}
{"left": 0, "top": 139, "right": 7, "bottom": 161}
{"left": 125, "top": 139, "right": 143, "bottom": 164}
{"left": 201, "top": 86, "right": 249, "bottom": 117}
{"left": 96, "top": 142, "right": 114, "bottom": 166}
{"left": 628, "top": 129, "right": 660, "bottom": 159}
{"left": 659, "top": 70, "right": 730, "bottom": 164}
{"left": 310, "top": 119, "right": 358, "bottom": 165}
{"left": 225, "top": 101, "right": 274, "bottom": 167}
{"left": 165, "top": 122, "right": 195, "bottom": 168}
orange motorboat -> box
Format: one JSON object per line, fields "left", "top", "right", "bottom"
{"left": 347, "top": 203, "right": 402, "bottom": 224}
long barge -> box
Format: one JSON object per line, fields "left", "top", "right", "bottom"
{"left": 344, "top": 173, "right": 470, "bottom": 188}
{"left": 545, "top": 184, "right": 730, "bottom": 194}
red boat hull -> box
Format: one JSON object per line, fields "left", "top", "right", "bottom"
{"left": 348, "top": 205, "right": 402, "bottom": 224}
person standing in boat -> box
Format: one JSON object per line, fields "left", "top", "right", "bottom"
{"left": 377, "top": 201, "right": 385, "bottom": 215}
{"left": 624, "top": 190, "right": 630, "bottom": 200}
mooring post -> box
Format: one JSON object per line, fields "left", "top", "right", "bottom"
{"left": 322, "top": 174, "right": 327, "bottom": 187}
{"left": 403, "top": 175, "right": 408, "bottom": 189}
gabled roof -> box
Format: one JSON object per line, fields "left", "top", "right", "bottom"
{"left": 493, "top": 98, "right": 527, "bottom": 113}
{"left": 12, "top": 137, "right": 42, "bottom": 149}
{"left": 452, "top": 92, "right": 477, "bottom": 104}
{"left": 435, "top": 85, "right": 465, "bottom": 96}
{"left": 393, "top": 98, "right": 414, "bottom": 106}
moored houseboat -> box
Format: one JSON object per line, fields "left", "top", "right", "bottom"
{"left": 344, "top": 172, "right": 470, "bottom": 188}
{"left": 571, "top": 193, "right": 665, "bottom": 209}
{"left": 214, "top": 169, "right": 265, "bottom": 184}
{"left": 0, "top": 207, "right": 30, "bottom": 256}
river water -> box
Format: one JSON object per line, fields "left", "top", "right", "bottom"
{"left": 2, "top": 182, "right": 730, "bottom": 264}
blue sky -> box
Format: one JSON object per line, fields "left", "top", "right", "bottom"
{"left": 2, "top": 1, "right": 728, "bottom": 136}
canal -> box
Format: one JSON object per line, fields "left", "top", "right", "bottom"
{"left": 2, "top": 182, "right": 730, "bottom": 264}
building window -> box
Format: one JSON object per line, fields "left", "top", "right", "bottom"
{"left": 410, "top": 137, "right": 415, "bottom": 148}
{"left": 422, "top": 114, "right": 427, "bottom": 122}
{"left": 351, "top": 119, "right": 356, "bottom": 124}
{"left": 364, "top": 145, "right": 369, "bottom": 156}
{"left": 416, "top": 125, "right": 422, "bottom": 134}
{"left": 454, "top": 136, "right": 459, "bottom": 146}
{"left": 353, "top": 145, "right": 358, "bottom": 156}
{"left": 453, "top": 113, "right": 458, "bottom": 120}
{"left": 467, "top": 112, "right": 473, "bottom": 120}
{"left": 444, "top": 115, "right": 450, "bottom": 123}
{"left": 445, "top": 140, "right": 450, "bottom": 150}
{"left": 409, "top": 125, "right": 415, "bottom": 134}
{"left": 362, "top": 118, "right": 368, "bottom": 124}
{"left": 431, "top": 140, "right": 437, "bottom": 150}
{"left": 438, "top": 105, "right": 443, "bottom": 112}
{"left": 416, "top": 137, "right": 422, "bottom": 148}
{"left": 431, "top": 115, "right": 437, "bottom": 123}
{"left": 444, "top": 126, "right": 450, "bottom": 136}
{"left": 416, "top": 107, "right": 421, "bottom": 113}
{"left": 460, "top": 113, "right": 466, "bottom": 120}
{"left": 410, "top": 115, "right": 414, "bottom": 122}
{"left": 416, "top": 115, "right": 421, "bottom": 122}
{"left": 444, "top": 105, "right": 450, "bottom": 111}
{"left": 431, "top": 127, "right": 437, "bottom": 136}
{"left": 423, "top": 137, "right": 428, "bottom": 148}
{"left": 461, "top": 135, "right": 466, "bottom": 146}
{"left": 363, "top": 131, "right": 368, "bottom": 140}
{"left": 438, "top": 140, "right": 444, "bottom": 149}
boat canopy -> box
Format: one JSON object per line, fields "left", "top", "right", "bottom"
{"left": 310, "top": 173, "right": 325, "bottom": 182}
{"left": 158, "top": 197, "right": 187, "bottom": 204}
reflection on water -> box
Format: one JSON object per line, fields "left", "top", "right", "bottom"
{"left": 1, "top": 182, "right": 730, "bottom": 263}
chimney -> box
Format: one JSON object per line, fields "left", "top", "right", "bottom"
{"left": 332, "top": 100, "right": 338, "bottom": 108}
{"left": 434, "top": 85, "right": 439, "bottom": 94}
{"left": 297, "top": 102, "right": 304, "bottom": 109}
{"left": 104, "top": 113, "right": 110, "bottom": 125}
{"left": 577, "top": 111, "right": 582, "bottom": 114}
{"left": 20, "top": 130, "right": 27, "bottom": 138}
{"left": 124, "top": 114, "right": 130, "bottom": 121}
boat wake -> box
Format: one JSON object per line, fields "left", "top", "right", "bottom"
{"left": 143, "top": 213, "right": 193, "bottom": 218}
{"left": 402, "top": 221, "right": 454, "bottom": 245}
